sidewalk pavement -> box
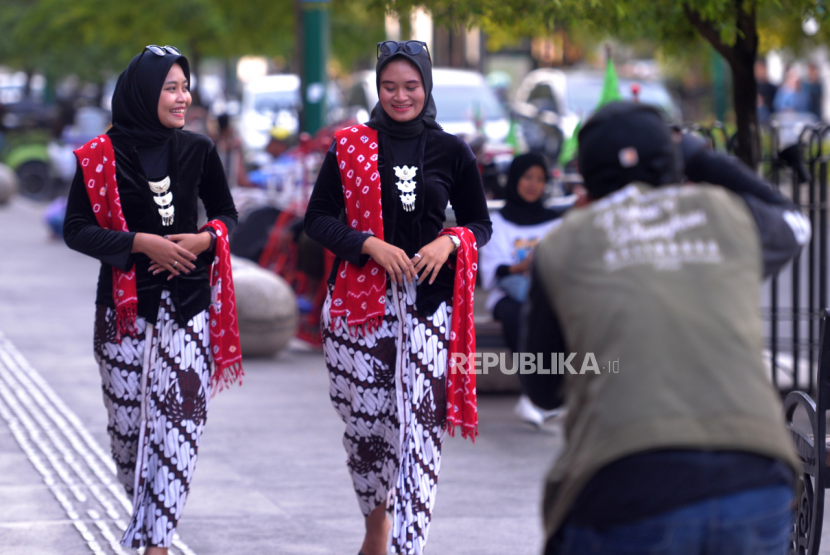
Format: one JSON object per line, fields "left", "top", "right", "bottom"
{"left": 0, "top": 197, "right": 562, "bottom": 555}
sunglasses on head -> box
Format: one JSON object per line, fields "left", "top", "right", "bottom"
{"left": 377, "top": 40, "right": 430, "bottom": 61}
{"left": 130, "top": 45, "right": 183, "bottom": 81}
{"left": 144, "top": 45, "right": 181, "bottom": 56}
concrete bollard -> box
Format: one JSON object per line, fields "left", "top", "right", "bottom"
{"left": 0, "top": 163, "right": 19, "bottom": 205}
{"left": 231, "top": 255, "right": 299, "bottom": 358}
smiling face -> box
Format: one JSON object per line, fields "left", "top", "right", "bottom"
{"left": 516, "top": 165, "right": 547, "bottom": 203}
{"left": 378, "top": 59, "right": 426, "bottom": 123}
{"left": 157, "top": 63, "right": 191, "bottom": 129}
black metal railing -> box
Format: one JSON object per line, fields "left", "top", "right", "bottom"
{"left": 688, "top": 120, "right": 830, "bottom": 394}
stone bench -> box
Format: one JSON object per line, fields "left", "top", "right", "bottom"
{"left": 232, "top": 256, "right": 299, "bottom": 358}
{"left": 475, "top": 288, "right": 521, "bottom": 394}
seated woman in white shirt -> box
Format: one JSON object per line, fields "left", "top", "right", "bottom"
{"left": 480, "top": 152, "right": 565, "bottom": 426}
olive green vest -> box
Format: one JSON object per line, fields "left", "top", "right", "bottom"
{"left": 535, "top": 183, "right": 799, "bottom": 538}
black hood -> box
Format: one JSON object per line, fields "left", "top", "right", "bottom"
{"left": 501, "top": 152, "right": 563, "bottom": 225}
{"left": 366, "top": 45, "right": 441, "bottom": 139}
{"left": 108, "top": 48, "right": 191, "bottom": 149}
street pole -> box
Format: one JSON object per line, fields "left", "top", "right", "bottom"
{"left": 302, "top": 0, "right": 330, "bottom": 135}
{"left": 711, "top": 49, "right": 727, "bottom": 123}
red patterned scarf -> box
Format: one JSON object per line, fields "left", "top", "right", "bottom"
{"left": 74, "top": 135, "right": 242, "bottom": 395}
{"left": 440, "top": 227, "right": 479, "bottom": 441}
{"left": 329, "top": 124, "right": 387, "bottom": 331}
{"left": 329, "top": 124, "right": 479, "bottom": 441}
{"left": 201, "top": 220, "right": 244, "bottom": 396}
{"left": 74, "top": 134, "right": 138, "bottom": 341}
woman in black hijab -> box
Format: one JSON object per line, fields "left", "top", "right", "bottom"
{"left": 305, "top": 41, "right": 492, "bottom": 555}
{"left": 64, "top": 46, "right": 238, "bottom": 553}
{"left": 480, "top": 153, "right": 565, "bottom": 427}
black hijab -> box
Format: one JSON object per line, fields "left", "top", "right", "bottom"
{"left": 367, "top": 47, "right": 441, "bottom": 139}
{"left": 500, "top": 153, "right": 563, "bottom": 225}
{"left": 108, "top": 49, "right": 191, "bottom": 149}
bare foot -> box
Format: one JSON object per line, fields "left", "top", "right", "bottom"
{"left": 145, "top": 547, "right": 168, "bottom": 555}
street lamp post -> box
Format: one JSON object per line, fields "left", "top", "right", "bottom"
{"left": 302, "top": 0, "right": 330, "bottom": 135}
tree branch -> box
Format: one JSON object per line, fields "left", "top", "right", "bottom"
{"left": 682, "top": 4, "right": 736, "bottom": 66}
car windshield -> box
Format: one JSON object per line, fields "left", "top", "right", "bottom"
{"left": 253, "top": 90, "right": 300, "bottom": 114}
{"left": 565, "top": 76, "right": 678, "bottom": 120}
{"left": 431, "top": 84, "right": 505, "bottom": 122}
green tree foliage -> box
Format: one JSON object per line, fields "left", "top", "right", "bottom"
{"left": 378, "top": 0, "right": 828, "bottom": 166}
{"left": 330, "top": 0, "right": 387, "bottom": 74}
{"left": 0, "top": 0, "right": 384, "bottom": 96}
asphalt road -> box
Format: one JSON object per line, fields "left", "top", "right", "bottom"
{"left": 0, "top": 197, "right": 562, "bottom": 555}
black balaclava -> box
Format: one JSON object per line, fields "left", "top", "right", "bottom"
{"left": 108, "top": 49, "right": 191, "bottom": 150}
{"left": 578, "top": 101, "right": 679, "bottom": 200}
{"left": 367, "top": 46, "right": 441, "bottom": 139}
{"left": 500, "top": 152, "right": 563, "bottom": 225}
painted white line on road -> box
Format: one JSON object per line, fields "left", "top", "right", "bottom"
{"left": 0, "top": 331, "right": 195, "bottom": 555}
{"left": 0, "top": 378, "right": 104, "bottom": 554}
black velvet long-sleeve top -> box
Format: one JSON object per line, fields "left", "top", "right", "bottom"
{"left": 64, "top": 129, "right": 238, "bottom": 325}
{"left": 304, "top": 127, "right": 492, "bottom": 316}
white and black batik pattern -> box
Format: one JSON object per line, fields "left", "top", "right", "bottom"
{"left": 322, "top": 279, "right": 450, "bottom": 555}
{"left": 94, "top": 290, "right": 212, "bottom": 549}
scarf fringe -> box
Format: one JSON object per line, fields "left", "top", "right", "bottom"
{"left": 329, "top": 313, "right": 384, "bottom": 337}
{"left": 210, "top": 360, "right": 244, "bottom": 398}
{"left": 115, "top": 302, "right": 138, "bottom": 343}
{"left": 445, "top": 419, "right": 478, "bottom": 443}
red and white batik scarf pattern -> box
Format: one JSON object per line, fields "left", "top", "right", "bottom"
{"left": 329, "top": 124, "right": 387, "bottom": 332}
{"left": 440, "top": 227, "right": 479, "bottom": 441}
{"left": 200, "top": 220, "right": 244, "bottom": 395}
{"left": 74, "top": 134, "right": 138, "bottom": 340}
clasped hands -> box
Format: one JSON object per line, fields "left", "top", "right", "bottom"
{"left": 361, "top": 235, "right": 457, "bottom": 286}
{"left": 132, "top": 232, "right": 212, "bottom": 280}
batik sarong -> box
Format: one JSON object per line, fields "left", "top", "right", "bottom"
{"left": 94, "top": 290, "right": 212, "bottom": 548}
{"left": 322, "top": 278, "right": 450, "bottom": 555}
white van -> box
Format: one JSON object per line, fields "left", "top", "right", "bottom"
{"left": 239, "top": 75, "right": 302, "bottom": 153}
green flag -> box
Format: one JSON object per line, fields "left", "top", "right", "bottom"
{"left": 557, "top": 120, "right": 581, "bottom": 167}
{"left": 558, "top": 57, "right": 622, "bottom": 166}
{"left": 505, "top": 118, "right": 520, "bottom": 151}
{"left": 597, "top": 58, "right": 623, "bottom": 107}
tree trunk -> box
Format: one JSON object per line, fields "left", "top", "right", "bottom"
{"left": 684, "top": 0, "right": 759, "bottom": 167}
{"left": 726, "top": 47, "right": 759, "bottom": 167}
{"left": 188, "top": 47, "right": 204, "bottom": 108}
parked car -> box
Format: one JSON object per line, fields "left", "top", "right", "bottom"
{"left": 513, "top": 68, "right": 682, "bottom": 134}
{"left": 239, "top": 75, "right": 301, "bottom": 153}
{"left": 238, "top": 74, "right": 345, "bottom": 154}
{"left": 566, "top": 70, "right": 682, "bottom": 121}
{"left": 342, "top": 68, "right": 511, "bottom": 142}
{"left": 511, "top": 68, "right": 578, "bottom": 139}
{"left": 510, "top": 68, "right": 681, "bottom": 167}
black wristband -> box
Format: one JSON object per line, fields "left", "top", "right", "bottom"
{"left": 205, "top": 228, "right": 217, "bottom": 253}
